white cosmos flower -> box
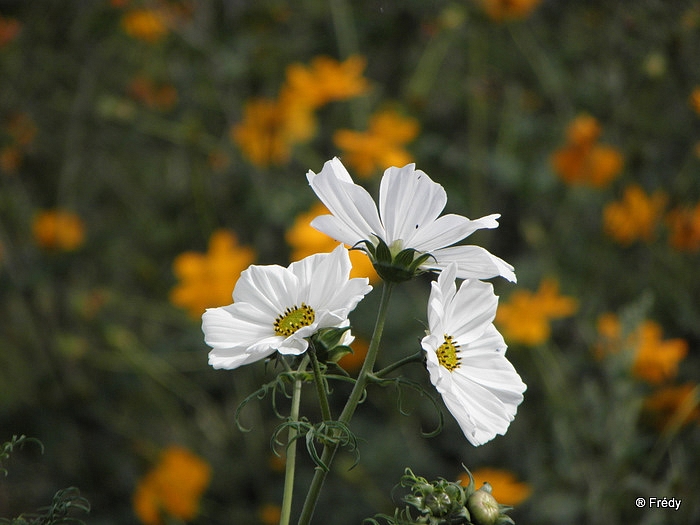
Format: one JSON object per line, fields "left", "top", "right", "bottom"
{"left": 421, "top": 264, "right": 526, "bottom": 446}
{"left": 202, "top": 244, "right": 371, "bottom": 370}
{"left": 307, "top": 157, "right": 515, "bottom": 282}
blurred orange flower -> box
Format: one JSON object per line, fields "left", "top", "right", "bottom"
{"left": 128, "top": 76, "right": 178, "bottom": 112}
{"left": 596, "top": 314, "right": 688, "bottom": 385}
{"left": 133, "top": 445, "right": 211, "bottom": 525}
{"left": 666, "top": 203, "right": 700, "bottom": 252}
{"left": 333, "top": 108, "right": 419, "bottom": 178}
{"left": 480, "top": 0, "right": 542, "bottom": 22}
{"left": 459, "top": 468, "right": 531, "bottom": 506}
{"left": 259, "top": 503, "right": 282, "bottom": 525}
{"left": 286, "top": 202, "right": 378, "bottom": 282}
{"left": 170, "top": 230, "right": 256, "bottom": 318}
{"left": 551, "top": 114, "right": 624, "bottom": 188}
{"left": 1, "top": 112, "right": 37, "bottom": 174}
{"left": 0, "top": 14, "right": 21, "bottom": 47}
{"left": 690, "top": 87, "right": 700, "bottom": 115}
{"left": 284, "top": 55, "right": 370, "bottom": 108}
{"left": 231, "top": 95, "right": 315, "bottom": 167}
{"left": 32, "top": 209, "right": 85, "bottom": 251}
{"left": 603, "top": 185, "right": 667, "bottom": 245}
{"left": 644, "top": 383, "right": 699, "bottom": 431}
{"left": 495, "top": 278, "right": 578, "bottom": 346}
{"left": 121, "top": 9, "right": 168, "bottom": 43}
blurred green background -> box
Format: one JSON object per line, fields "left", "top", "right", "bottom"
{"left": 1, "top": 0, "right": 699, "bottom": 524}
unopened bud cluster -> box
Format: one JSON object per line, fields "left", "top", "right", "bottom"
{"left": 366, "top": 468, "right": 515, "bottom": 525}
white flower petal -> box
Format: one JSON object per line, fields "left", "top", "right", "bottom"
{"left": 233, "top": 263, "right": 300, "bottom": 316}
{"left": 378, "top": 165, "right": 447, "bottom": 245}
{"left": 307, "top": 158, "right": 384, "bottom": 245}
{"left": 208, "top": 346, "right": 275, "bottom": 370}
{"left": 427, "top": 245, "right": 517, "bottom": 283}
{"left": 202, "top": 305, "right": 271, "bottom": 349}
{"left": 421, "top": 269, "right": 525, "bottom": 446}
{"left": 409, "top": 213, "right": 501, "bottom": 252}
{"left": 202, "top": 244, "right": 371, "bottom": 370}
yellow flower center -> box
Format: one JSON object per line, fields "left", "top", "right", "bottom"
{"left": 273, "top": 303, "right": 315, "bottom": 336}
{"left": 437, "top": 334, "right": 461, "bottom": 372}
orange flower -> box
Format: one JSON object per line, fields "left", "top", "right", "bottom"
{"left": 128, "top": 76, "right": 178, "bottom": 111}
{"left": 133, "top": 445, "right": 211, "bottom": 525}
{"left": 0, "top": 14, "right": 21, "bottom": 47}
{"left": 259, "top": 503, "right": 282, "bottom": 525}
{"left": 230, "top": 95, "right": 315, "bottom": 167}
{"left": 666, "top": 203, "right": 700, "bottom": 252}
{"left": 551, "top": 115, "right": 624, "bottom": 188}
{"left": 602, "top": 185, "right": 667, "bottom": 245}
{"left": 596, "top": 314, "right": 688, "bottom": 385}
{"left": 480, "top": 0, "right": 542, "bottom": 21}
{"left": 284, "top": 55, "right": 370, "bottom": 108}
{"left": 333, "top": 108, "right": 419, "bottom": 178}
{"left": 32, "top": 209, "right": 85, "bottom": 251}
{"left": 170, "top": 230, "right": 256, "bottom": 318}
{"left": 121, "top": 9, "right": 168, "bottom": 43}
{"left": 495, "top": 278, "right": 578, "bottom": 346}
{"left": 690, "top": 87, "right": 700, "bottom": 115}
{"left": 459, "top": 468, "right": 531, "bottom": 506}
{"left": 644, "top": 383, "right": 699, "bottom": 431}
{"left": 286, "top": 202, "right": 378, "bottom": 282}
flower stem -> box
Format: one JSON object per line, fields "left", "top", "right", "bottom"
{"left": 297, "top": 282, "right": 394, "bottom": 525}
{"left": 279, "top": 358, "right": 307, "bottom": 525}
{"left": 373, "top": 350, "right": 424, "bottom": 379}
{"left": 309, "top": 343, "right": 332, "bottom": 422}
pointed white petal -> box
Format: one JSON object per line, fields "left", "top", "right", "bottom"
{"left": 232, "top": 264, "right": 300, "bottom": 316}
{"left": 378, "top": 165, "right": 447, "bottom": 245}
{"left": 307, "top": 158, "right": 384, "bottom": 245}
{"left": 202, "top": 305, "right": 272, "bottom": 349}
{"left": 409, "top": 213, "right": 501, "bottom": 252}
{"left": 427, "top": 245, "right": 516, "bottom": 283}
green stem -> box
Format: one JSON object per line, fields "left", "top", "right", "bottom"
{"left": 309, "top": 344, "right": 333, "bottom": 422}
{"left": 279, "top": 358, "right": 307, "bottom": 525}
{"left": 297, "top": 282, "right": 394, "bottom": 525}
{"left": 373, "top": 350, "right": 424, "bottom": 379}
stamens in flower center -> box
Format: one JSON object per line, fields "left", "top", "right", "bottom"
{"left": 437, "top": 334, "right": 460, "bottom": 372}
{"left": 273, "top": 303, "right": 315, "bottom": 336}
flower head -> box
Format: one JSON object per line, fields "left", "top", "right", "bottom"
{"left": 121, "top": 9, "right": 168, "bottom": 43}
{"left": 170, "top": 230, "right": 255, "bottom": 319}
{"left": 333, "top": 108, "right": 419, "bottom": 178}
{"left": 551, "top": 114, "right": 624, "bottom": 188}
{"left": 421, "top": 264, "right": 526, "bottom": 446}
{"left": 32, "top": 209, "right": 85, "bottom": 251}
{"left": 133, "top": 445, "right": 211, "bottom": 525}
{"left": 495, "top": 278, "right": 578, "bottom": 346}
{"left": 480, "top": 0, "right": 542, "bottom": 22}
{"left": 596, "top": 314, "right": 688, "bottom": 385}
{"left": 202, "top": 244, "right": 371, "bottom": 369}
{"left": 603, "top": 185, "right": 667, "bottom": 245}
{"left": 307, "top": 157, "right": 515, "bottom": 283}
{"left": 666, "top": 203, "right": 700, "bottom": 252}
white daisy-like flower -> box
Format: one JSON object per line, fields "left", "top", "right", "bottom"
{"left": 202, "top": 244, "right": 372, "bottom": 370}
{"left": 421, "top": 264, "right": 526, "bottom": 446}
{"left": 307, "top": 157, "right": 515, "bottom": 282}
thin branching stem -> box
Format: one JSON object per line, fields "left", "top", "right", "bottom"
{"left": 279, "top": 357, "right": 309, "bottom": 525}
{"left": 297, "top": 282, "right": 394, "bottom": 525}
{"left": 309, "top": 344, "right": 333, "bottom": 422}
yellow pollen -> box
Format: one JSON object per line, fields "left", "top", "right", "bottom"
{"left": 437, "top": 334, "right": 461, "bottom": 372}
{"left": 273, "top": 303, "right": 315, "bottom": 336}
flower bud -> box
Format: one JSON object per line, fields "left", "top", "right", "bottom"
{"left": 467, "top": 484, "right": 501, "bottom": 525}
